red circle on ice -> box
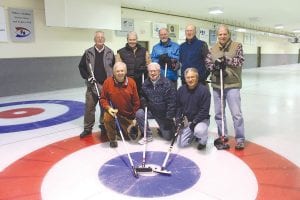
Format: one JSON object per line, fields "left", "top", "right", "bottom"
{"left": 0, "top": 108, "right": 44, "bottom": 118}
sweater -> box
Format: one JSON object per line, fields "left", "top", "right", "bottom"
{"left": 100, "top": 76, "right": 140, "bottom": 119}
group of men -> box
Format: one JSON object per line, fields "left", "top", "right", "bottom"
{"left": 78, "top": 24, "right": 245, "bottom": 150}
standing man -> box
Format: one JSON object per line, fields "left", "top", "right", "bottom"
{"left": 179, "top": 24, "right": 209, "bottom": 84}
{"left": 100, "top": 62, "right": 140, "bottom": 148}
{"left": 135, "top": 62, "right": 177, "bottom": 144}
{"left": 78, "top": 31, "right": 115, "bottom": 138}
{"left": 205, "top": 24, "right": 245, "bottom": 150}
{"left": 176, "top": 68, "right": 211, "bottom": 150}
{"left": 116, "top": 31, "right": 151, "bottom": 94}
{"left": 151, "top": 28, "right": 180, "bottom": 88}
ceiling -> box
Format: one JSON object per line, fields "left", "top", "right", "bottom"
{"left": 121, "top": 0, "right": 300, "bottom": 37}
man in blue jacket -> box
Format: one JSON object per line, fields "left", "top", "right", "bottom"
{"left": 176, "top": 68, "right": 211, "bottom": 150}
{"left": 179, "top": 25, "right": 209, "bottom": 84}
{"left": 151, "top": 28, "right": 180, "bottom": 88}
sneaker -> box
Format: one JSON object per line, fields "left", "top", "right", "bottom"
{"left": 99, "top": 124, "right": 106, "bottom": 134}
{"left": 214, "top": 136, "right": 229, "bottom": 145}
{"left": 235, "top": 142, "right": 245, "bottom": 150}
{"left": 138, "top": 136, "right": 153, "bottom": 145}
{"left": 80, "top": 130, "right": 92, "bottom": 138}
{"left": 110, "top": 141, "right": 118, "bottom": 148}
{"left": 197, "top": 143, "right": 206, "bottom": 150}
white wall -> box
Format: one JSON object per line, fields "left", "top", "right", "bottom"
{"left": 0, "top": 0, "right": 299, "bottom": 58}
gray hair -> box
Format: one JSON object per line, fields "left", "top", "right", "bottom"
{"left": 113, "top": 61, "right": 127, "bottom": 73}
{"left": 217, "top": 24, "right": 231, "bottom": 36}
{"left": 184, "top": 67, "right": 199, "bottom": 79}
{"left": 127, "top": 31, "right": 138, "bottom": 40}
{"left": 147, "top": 62, "right": 161, "bottom": 71}
{"left": 159, "top": 27, "right": 169, "bottom": 34}
{"left": 94, "top": 31, "right": 105, "bottom": 40}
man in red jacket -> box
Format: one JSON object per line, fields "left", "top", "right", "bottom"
{"left": 100, "top": 62, "right": 140, "bottom": 148}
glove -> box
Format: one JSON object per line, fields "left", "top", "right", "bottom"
{"left": 127, "top": 119, "right": 140, "bottom": 140}
{"left": 108, "top": 107, "right": 118, "bottom": 117}
{"left": 214, "top": 56, "right": 226, "bottom": 70}
{"left": 87, "top": 76, "right": 96, "bottom": 84}
{"left": 159, "top": 53, "right": 171, "bottom": 66}
{"left": 189, "top": 122, "right": 197, "bottom": 132}
{"left": 170, "top": 59, "right": 180, "bottom": 70}
{"left": 164, "top": 118, "right": 175, "bottom": 130}
{"left": 140, "top": 98, "right": 148, "bottom": 108}
{"left": 175, "top": 117, "right": 183, "bottom": 128}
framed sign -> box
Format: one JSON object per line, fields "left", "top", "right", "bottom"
{"left": 115, "top": 18, "right": 134, "bottom": 37}
{"left": 9, "top": 8, "right": 34, "bottom": 42}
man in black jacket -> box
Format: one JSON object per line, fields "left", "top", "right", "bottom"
{"left": 78, "top": 31, "right": 115, "bottom": 138}
{"left": 176, "top": 67, "right": 211, "bottom": 150}
{"left": 135, "top": 62, "right": 177, "bottom": 144}
{"left": 115, "top": 31, "right": 151, "bottom": 95}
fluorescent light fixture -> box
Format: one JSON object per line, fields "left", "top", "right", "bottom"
{"left": 274, "top": 24, "right": 284, "bottom": 29}
{"left": 292, "top": 29, "right": 300, "bottom": 33}
{"left": 235, "top": 28, "right": 247, "bottom": 32}
{"left": 208, "top": 7, "right": 223, "bottom": 15}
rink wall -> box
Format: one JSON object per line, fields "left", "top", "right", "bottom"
{"left": 0, "top": 0, "right": 299, "bottom": 96}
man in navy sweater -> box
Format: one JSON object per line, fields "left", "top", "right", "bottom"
{"left": 179, "top": 24, "right": 209, "bottom": 85}
{"left": 176, "top": 68, "right": 211, "bottom": 150}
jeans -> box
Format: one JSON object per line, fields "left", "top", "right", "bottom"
{"left": 213, "top": 88, "right": 245, "bottom": 143}
{"left": 135, "top": 108, "right": 174, "bottom": 140}
{"left": 177, "top": 119, "right": 209, "bottom": 147}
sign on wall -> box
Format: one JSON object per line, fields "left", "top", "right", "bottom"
{"left": 197, "top": 28, "right": 209, "bottom": 42}
{"left": 209, "top": 30, "right": 217, "bottom": 45}
{"left": 0, "top": 7, "right": 8, "bottom": 42}
{"left": 167, "top": 24, "right": 179, "bottom": 40}
{"left": 152, "top": 22, "right": 167, "bottom": 38}
{"left": 115, "top": 18, "right": 134, "bottom": 37}
{"left": 8, "top": 8, "right": 34, "bottom": 42}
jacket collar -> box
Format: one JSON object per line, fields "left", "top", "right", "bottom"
{"left": 217, "top": 39, "right": 232, "bottom": 52}
{"left": 160, "top": 38, "right": 172, "bottom": 47}
{"left": 186, "top": 36, "right": 198, "bottom": 44}
{"left": 113, "top": 76, "right": 128, "bottom": 87}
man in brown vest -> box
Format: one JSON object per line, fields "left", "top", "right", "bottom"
{"left": 205, "top": 24, "right": 245, "bottom": 150}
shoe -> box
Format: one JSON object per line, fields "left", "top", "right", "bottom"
{"left": 138, "top": 136, "right": 153, "bottom": 145}
{"left": 235, "top": 142, "right": 245, "bottom": 150}
{"left": 128, "top": 125, "right": 139, "bottom": 140}
{"left": 157, "top": 128, "right": 163, "bottom": 138}
{"left": 197, "top": 143, "right": 206, "bottom": 150}
{"left": 99, "top": 124, "right": 107, "bottom": 134}
{"left": 80, "top": 130, "right": 92, "bottom": 138}
{"left": 214, "top": 136, "right": 229, "bottom": 145}
{"left": 110, "top": 141, "right": 118, "bottom": 148}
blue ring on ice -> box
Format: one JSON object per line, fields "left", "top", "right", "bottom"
{"left": 99, "top": 151, "right": 200, "bottom": 197}
{"left": 0, "top": 100, "right": 84, "bottom": 133}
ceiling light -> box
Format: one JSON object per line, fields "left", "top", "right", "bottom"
{"left": 292, "top": 29, "right": 300, "bottom": 33}
{"left": 208, "top": 7, "right": 223, "bottom": 15}
{"left": 274, "top": 24, "right": 284, "bottom": 29}
{"left": 235, "top": 28, "right": 247, "bottom": 32}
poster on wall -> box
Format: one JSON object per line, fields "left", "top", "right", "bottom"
{"left": 243, "top": 33, "right": 251, "bottom": 45}
{"left": 115, "top": 18, "right": 134, "bottom": 37}
{"left": 167, "top": 24, "right": 178, "bottom": 40}
{"left": 0, "top": 7, "right": 8, "bottom": 42}
{"left": 197, "top": 28, "right": 209, "bottom": 42}
{"left": 209, "top": 30, "right": 217, "bottom": 45}
{"left": 8, "top": 8, "right": 35, "bottom": 42}
{"left": 178, "top": 26, "right": 186, "bottom": 41}
{"left": 152, "top": 22, "right": 167, "bottom": 38}
{"left": 231, "top": 30, "right": 237, "bottom": 41}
